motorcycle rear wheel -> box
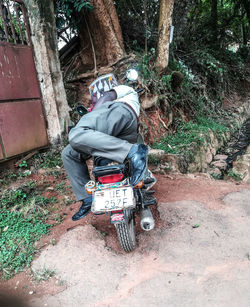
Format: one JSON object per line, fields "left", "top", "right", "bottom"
{"left": 115, "top": 211, "right": 136, "bottom": 252}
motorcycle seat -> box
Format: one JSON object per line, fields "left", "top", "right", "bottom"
{"left": 94, "top": 156, "right": 113, "bottom": 166}
{"left": 92, "top": 164, "right": 125, "bottom": 178}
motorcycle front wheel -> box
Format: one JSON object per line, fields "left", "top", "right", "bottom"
{"left": 115, "top": 210, "right": 136, "bottom": 252}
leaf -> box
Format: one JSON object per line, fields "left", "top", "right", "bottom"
{"left": 85, "top": 2, "right": 94, "bottom": 10}
{"left": 192, "top": 223, "right": 200, "bottom": 228}
{"left": 77, "top": 3, "right": 86, "bottom": 12}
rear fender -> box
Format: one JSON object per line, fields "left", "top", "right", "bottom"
{"left": 110, "top": 210, "right": 125, "bottom": 224}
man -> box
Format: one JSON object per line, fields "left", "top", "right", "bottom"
{"left": 62, "top": 84, "right": 148, "bottom": 221}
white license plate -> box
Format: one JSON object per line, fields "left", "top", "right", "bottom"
{"left": 92, "top": 187, "right": 135, "bottom": 213}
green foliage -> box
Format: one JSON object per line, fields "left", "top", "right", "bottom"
{"left": 192, "top": 223, "right": 200, "bottom": 228}
{"left": 186, "top": 0, "right": 249, "bottom": 47}
{"left": 0, "top": 212, "right": 51, "bottom": 279}
{"left": 115, "top": 0, "right": 159, "bottom": 51}
{"left": 55, "top": 0, "right": 93, "bottom": 18}
{"left": 153, "top": 117, "right": 228, "bottom": 155}
{"left": 210, "top": 173, "right": 222, "bottom": 180}
{"left": 227, "top": 170, "right": 243, "bottom": 181}
{"left": 34, "top": 195, "right": 57, "bottom": 206}
{"left": 54, "top": 0, "right": 93, "bottom": 34}
{"left": 56, "top": 182, "right": 66, "bottom": 192}
{"left": 187, "top": 47, "right": 247, "bottom": 94}
{"left": 0, "top": 181, "right": 58, "bottom": 279}
{"left": 0, "top": 9, "right": 27, "bottom": 44}
{"left": 148, "top": 154, "right": 161, "bottom": 166}
{"left": 32, "top": 148, "right": 63, "bottom": 169}
{"left": 137, "top": 49, "right": 156, "bottom": 80}
{"left": 1, "top": 181, "right": 36, "bottom": 210}
{"left": 18, "top": 160, "right": 28, "bottom": 168}
{"left": 32, "top": 267, "right": 55, "bottom": 283}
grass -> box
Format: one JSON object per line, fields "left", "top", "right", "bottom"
{"left": 0, "top": 146, "right": 65, "bottom": 187}
{"left": 153, "top": 117, "right": 228, "bottom": 155}
{"left": 0, "top": 181, "right": 56, "bottom": 279}
{"left": 227, "top": 170, "right": 243, "bottom": 182}
{"left": 32, "top": 267, "right": 55, "bottom": 283}
{"left": 148, "top": 154, "right": 161, "bottom": 166}
{"left": 31, "top": 146, "right": 63, "bottom": 169}
{"left": 0, "top": 145, "right": 70, "bottom": 280}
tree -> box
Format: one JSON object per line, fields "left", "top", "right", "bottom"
{"left": 210, "top": 0, "right": 218, "bottom": 43}
{"left": 155, "top": 0, "right": 175, "bottom": 74}
{"left": 24, "top": 0, "right": 70, "bottom": 143}
{"left": 55, "top": 0, "right": 125, "bottom": 71}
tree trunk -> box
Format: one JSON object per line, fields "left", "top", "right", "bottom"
{"left": 172, "top": 0, "right": 195, "bottom": 39}
{"left": 155, "top": 0, "right": 175, "bottom": 75}
{"left": 241, "top": 0, "right": 250, "bottom": 42}
{"left": 77, "top": 0, "right": 125, "bottom": 70}
{"left": 210, "top": 0, "right": 218, "bottom": 43}
{"left": 241, "top": 0, "right": 250, "bottom": 24}
{"left": 24, "top": 0, "right": 70, "bottom": 143}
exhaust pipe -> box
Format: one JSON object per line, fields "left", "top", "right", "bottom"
{"left": 140, "top": 207, "right": 155, "bottom": 231}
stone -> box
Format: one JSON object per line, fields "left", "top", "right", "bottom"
{"left": 208, "top": 167, "right": 222, "bottom": 178}
{"left": 148, "top": 148, "right": 165, "bottom": 158}
{"left": 232, "top": 152, "right": 250, "bottom": 181}
{"left": 210, "top": 160, "right": 227, "bottom": 170}
{"left": 214, "top": 154, "right": 228, "bottom": 161}
{"left": 141, "top": 95, "right": 158, "bottom": 110}
{"left": 205, "top": 149, "right": 213, "bottom": 164}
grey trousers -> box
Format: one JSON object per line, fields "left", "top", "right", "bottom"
{"left": 62, "top": 102, "right": 138, "bottom": 201}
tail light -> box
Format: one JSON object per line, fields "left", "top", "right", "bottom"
{"left": 98, "top": 173, "right": 124, "bottom": 184}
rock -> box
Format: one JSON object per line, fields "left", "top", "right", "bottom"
{"left": 214, "top": 154, "right": 228, "bottom": 161}
{"left": 148, "top": 148, "right": 165, "bottom": 158}
{"left": 141, "top": 95, "right": 158, "bottom": 110}
{"left": 232, "top": 151, "right": 250, "bottom": 181}
{"left": 46, "top": 187, "right": 54, "bottom": 191}
{"left": 208, "top": 167, "right": 222, "bottom": 178}
{"left": 205, "top": 149, "right": 213, "bottom": 165}
{"left": 210, "top": 160, "right": 227, "bottom": 170}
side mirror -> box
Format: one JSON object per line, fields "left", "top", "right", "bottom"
{"left": 126, "top": 69, "right": 139, "bottom": 82}
{"left": 76, "top": 105, "right": 88, "bottom": 116}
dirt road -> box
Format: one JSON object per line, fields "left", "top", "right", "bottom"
{"left": 5, "top": 174, "right": 250, "bottom": 307}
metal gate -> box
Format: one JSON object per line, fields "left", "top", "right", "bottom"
{"left": 0, "top": 0, "right": 48, "bottom": 161}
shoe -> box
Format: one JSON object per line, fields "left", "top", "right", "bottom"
{"left": 145, "top": 190, "right": 155, "bottom": 195}
{"left": 128, "top": 144, "right": 148, "bottom": 186}
{"left": 144, "top": 195, "right": 157, "bottom": 206}
{"left": 144, "top": 171, "right": 157, "bottom": 190}
{"left": 72, "top": 196, "right": 92, "bottom": 221}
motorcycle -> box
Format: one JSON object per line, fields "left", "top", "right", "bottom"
{"left": 76, "top": 69, "right": 157, "bottom": 252}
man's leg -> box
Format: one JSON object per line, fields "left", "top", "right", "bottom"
{"left": 61, "top": 144, "right": 91, "bottom": 201}
{"left": 69, "top": 103, "right": 148, "bottom": 187}
{"left": 62, "top": 103, "right": 148, "bottom": 220}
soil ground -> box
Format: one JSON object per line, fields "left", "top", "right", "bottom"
{"left": 1, "top": 173, "right": 250, "bottom": 307}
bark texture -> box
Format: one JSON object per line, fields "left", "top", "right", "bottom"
{"left": 77, "top": 0, "right": 125, "bottom": 69}
{"left": 24, "top": 0, "right": 70, "bottom": 143}
{"left": 210, "top": 0, "right": 218, "bottom": 43}
{"left": 156, "top": 0, "right": 175, "bottom": 74}
{"left": 172, "top": 0, "right": 195, "bottom": 38}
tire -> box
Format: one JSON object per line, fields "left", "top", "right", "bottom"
{"left": 115, "top": 211, "right": 136, "bottom": 252}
